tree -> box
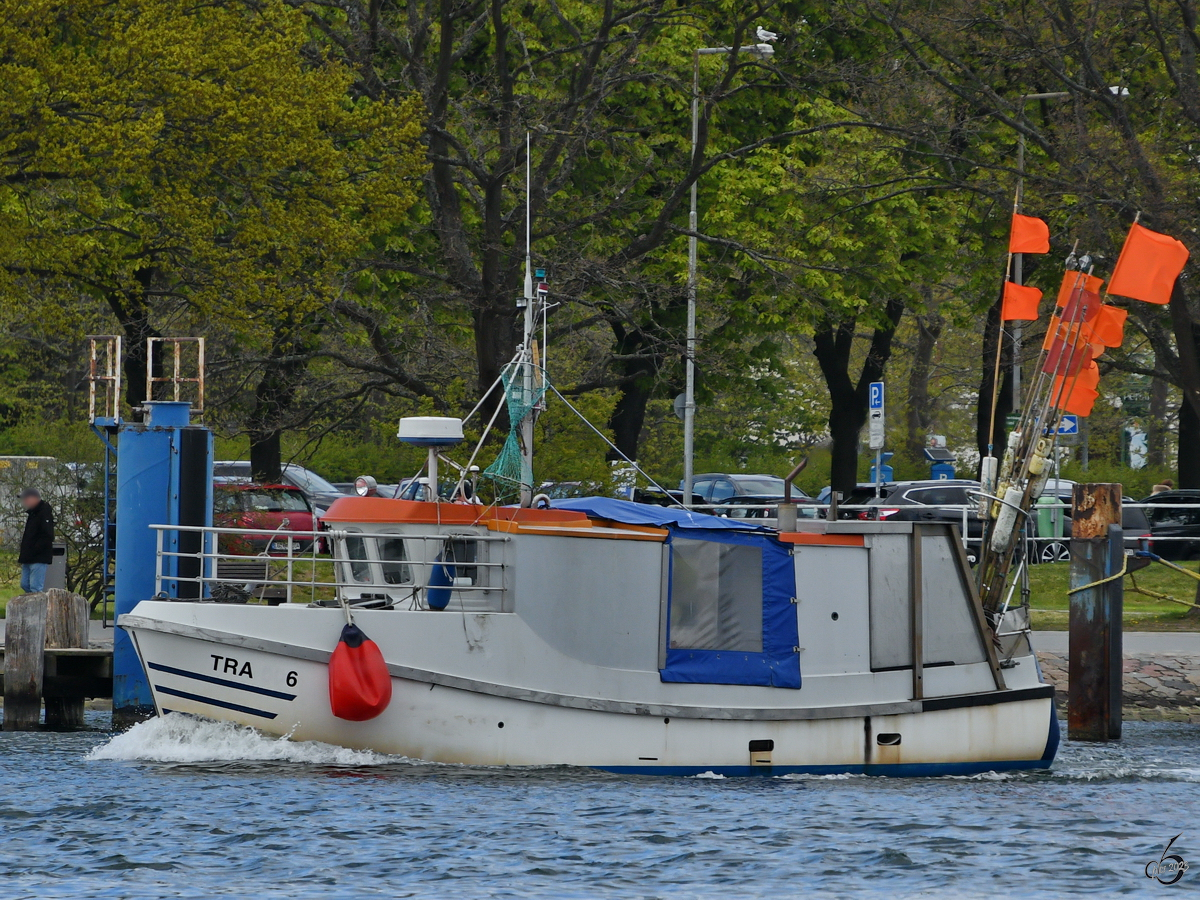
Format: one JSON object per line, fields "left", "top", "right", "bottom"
{"left": 296, "top": 0, "right": 871, "bottom": 464}
{"left": 868, "top": 0, "right": 1200, "bottom": 486}
{"left": 0, "top": 0, "right": 426, "bottom": 479}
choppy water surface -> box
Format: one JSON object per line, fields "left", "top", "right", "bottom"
{"left": 1, "top": 715, "right": 1198, "bottom": 898}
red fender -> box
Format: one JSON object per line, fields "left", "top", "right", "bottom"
{"left": 328, "top": 623, "right": 392, "bottom": 721}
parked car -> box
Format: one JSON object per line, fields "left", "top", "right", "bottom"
{"left": 1141, "top": 489, "right": 1200, "bottom": 560}
{"left": 684, "top": 473, "right": 807, "bottom": 504}
{"left": 212, "top": 461, "right": 345, "bottom": 516}
{"left": 724, "top": 495, "right": 823, "bottom": 520}
{"left": 632, "top": 487, "right": 696, "bottom": 507}
{"left": 862, "top": 480, "right": 984, "bottom": 537}
{"left": 213, "top": 484, "right": 318, "bottom": 554}
{"left": 674, "top": 473, "right": 802, "bottom": 514}
{"left": 816, "top": 483, "right": 893, "bottom": 512}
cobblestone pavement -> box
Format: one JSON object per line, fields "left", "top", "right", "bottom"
{"left": 1037, "top": 651, "right": 1200, "bottom": 722}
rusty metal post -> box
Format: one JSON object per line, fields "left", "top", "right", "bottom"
{"left": 1069, "top": 483, "right": 1123, "bottom": 741}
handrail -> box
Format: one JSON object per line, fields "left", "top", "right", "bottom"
{"left": 150, "top": 523, "right": 508, "bottom": 606}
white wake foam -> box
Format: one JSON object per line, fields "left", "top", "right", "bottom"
{"left": 86, "top": 713, "right": 397, "bottom": 766}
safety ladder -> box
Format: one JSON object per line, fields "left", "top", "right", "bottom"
{"left": 145, "top": 336, "right": 205, "bottom": 411}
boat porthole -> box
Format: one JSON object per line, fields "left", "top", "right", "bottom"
{"left": 498, "top": 722, "right": 504, "bottom": 728}
{"left": 831, "top": 612, "right": 839, "bottom": 621}
{"left": 664, "top": 717, "right": 670, "bottom": 724}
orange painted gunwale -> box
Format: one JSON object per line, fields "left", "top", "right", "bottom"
{"left": 321, "top": 496, "right": 593, "bottom": 527}
{"left": 776, "top": 532, "right": 865, "bottom": 547}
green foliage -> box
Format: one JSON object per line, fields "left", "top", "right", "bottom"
{"left": 0, "top": 0, "right": 425, "bottom": 334}
{"left": 0, "top": 0, "right": 1189, "bottom": 504}
{"left": 0, "top": 421, "right": 103, "bottom": 464}
{"left": 1057, "top": 461, "right": 1176, "bottom": 503}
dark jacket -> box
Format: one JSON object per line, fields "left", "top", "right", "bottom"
{"left": 18, "top": 500, "right": 54, "bottom": 565}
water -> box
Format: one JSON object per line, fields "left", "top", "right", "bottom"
{"left": 1, "top": 714, "right": 1198, "bottom": 898}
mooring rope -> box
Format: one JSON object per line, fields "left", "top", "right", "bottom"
{"left": 1066, "top": 550, "right": 1200, "bottom": 612}
{"left": 1066, "top": 553, "right": 1128, "bottom": 595}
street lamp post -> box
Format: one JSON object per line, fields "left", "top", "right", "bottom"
{"left": 683, "top": 37, "right": 774, "bottom": 508}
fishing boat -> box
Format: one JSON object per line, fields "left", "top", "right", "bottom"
{"left": 121, "top": 485, "right": 1058, "bottom": 775}
{"left": 118, "top": 152, "right": 1075, "bottom": 777}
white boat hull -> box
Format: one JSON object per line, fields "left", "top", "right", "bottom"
{"left": 124, "top": 608, "right": 1057, "bottom": 777}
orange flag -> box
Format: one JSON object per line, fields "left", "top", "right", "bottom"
{"left": 1062, "top": 286, "right": 1102, "bottom": 324}
{"left": 1042, "top": 337, "right": 1095, "bottom": 376}
{"left": 1010, "top": 213, "right": 1050, "bottom": 254}
{"left": 1107, "top": 222, "right": 1189, "bottom": 305}
{"left": 1056, "top": 270, "right": 1104, "bottom": 307}
{"left": 1089, "top": 305, "right": 1128, "bottom": 348}
{"left": 1043, "top": 314, "right": 1065, "bottom": 351}
{"left": 1053, "top": 361, "right": 1100, "bottom": 417}
{"left": 1001, "top": 281, "right": 1042, "bottom": 321}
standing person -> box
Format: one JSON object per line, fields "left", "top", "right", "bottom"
{"left": 18, "top": 487, "right": 54, "bottom": 594}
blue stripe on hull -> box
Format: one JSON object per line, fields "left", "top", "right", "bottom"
{"left": 598, "top": 758, "right": 1054, "bottom": 778}
{"left": 147, "top": 661, "right": 296, "bottom": 701}
{"left": 153, "top": 685, "right": 279, "bottom": 720}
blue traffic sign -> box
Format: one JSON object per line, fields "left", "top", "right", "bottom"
{"left": 869, "top": 382, "right": 884, "bottom": 410}
{"left": 1057, "top": 414, "right": 1079, "bottom": 436}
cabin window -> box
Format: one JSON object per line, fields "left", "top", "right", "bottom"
{"left": 444, "top": 536, "right": 478, "bottom": 584}
{"left": 344, "top": 533, "right": 372, "bottom": 584}
{"left": 379, "top": 536, "right": 411, "bottom": 585}
{"left": 668, "top": 539, "right": 763, "bottom": 653}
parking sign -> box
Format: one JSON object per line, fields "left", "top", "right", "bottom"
{"left": 868, "top": 382, "right": 885, "bottom": 450}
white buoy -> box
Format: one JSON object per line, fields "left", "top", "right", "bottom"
{"left": 979, "top": 455, "right": 998, "bottom": 518}
{"left": 990, "top": 485, "right": 1026, "bottom": 553}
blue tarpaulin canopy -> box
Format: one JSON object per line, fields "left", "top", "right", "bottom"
{"left": 553, "top": 496, "right": 769, "bottom": 532}
{"left": 555, "top": 498, "right": 798, "bottom": 689}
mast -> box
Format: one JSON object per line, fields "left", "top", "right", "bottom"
{"left": 519, "top": 132, "right": 536, "bottom": 507}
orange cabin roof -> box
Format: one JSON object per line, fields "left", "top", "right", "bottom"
{"left": 320, "top": 497, "right": 592, "bottom": 527}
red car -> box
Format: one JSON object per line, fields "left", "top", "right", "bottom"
{"left": 213, "top": 483, "right": 318, "bottom": 555}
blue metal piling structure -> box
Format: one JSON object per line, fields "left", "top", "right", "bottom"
{"left": 110, "top": 401, "right": 212, "bottom": 728}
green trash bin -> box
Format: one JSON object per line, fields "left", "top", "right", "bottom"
{"left": 1035, "top": 494, "right": 1069, "bottom": 563}
{"left": 1036, "top": 495, "right": 1064, "bottom": 539}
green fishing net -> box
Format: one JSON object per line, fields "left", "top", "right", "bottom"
{"left": 481, "top": 358, "right": 545, "bottom": 490}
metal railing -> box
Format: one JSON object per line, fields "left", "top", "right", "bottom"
{"left": 150, "top": 524, "right": 509, "bottom": 607}
{"left": 677, "top": 499, "right": 1200, "bottom": 562}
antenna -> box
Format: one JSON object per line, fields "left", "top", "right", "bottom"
{"left": 523, "top": 132, "right": 533, "bottom": 307}
{"left": 518, "top": 132, "right": 536, "bottom": 507}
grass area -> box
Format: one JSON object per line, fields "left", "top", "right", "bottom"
{"left": 1028, "top": 560, "right": 1200, "bottom": 631}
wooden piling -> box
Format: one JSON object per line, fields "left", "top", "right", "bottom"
{"left": 1068, "top": 483, "right": 1123, "bottom": 741}
{"left": 3, "top": 589, "right": 91, "bottom": 730}
{"left": 4, "top": 594, "right": 48, "bottom": 730}
{"left": 42, "top": 589, "right": 89, "bottom": 728}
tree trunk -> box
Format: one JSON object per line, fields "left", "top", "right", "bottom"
{"left": 1168, "top": 277, "right": 1200, "bottom": 426}
{"left": 104, "top": 267, "right": 162, "bottom": 411}
{"left": 904, "top": 305, "right": 943, "bottom": 463}
{"left": 250, "top": 430, "right": 284, "bottom": 484}
{"left": 1147, "top": 376, "right": 1169, "bottom": 467}
{"left": 474, "top": 300, "right": 518, "bottom": 402}
{"left": 975, "top": 295, "right": 1014, "bottom": 471}
{"left": 826, "top": 374, "right": 864, "bottom": 493}
{"left": 1180, "top": 398, "right": 1200, "bottom": 489}
{"left": 812, "top": 298, "right": 906, "bottom": 494}
{"left": 248, "top": 331, "right": 309, "bottom": 483}
{"left": 604, "top": 323, "right": 659, "bottom": 462}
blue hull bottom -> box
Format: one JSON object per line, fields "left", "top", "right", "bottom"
{"left": 598, "top": 758, "right": 1055, "bottom": 778}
